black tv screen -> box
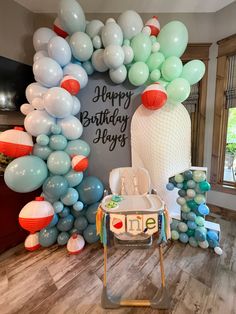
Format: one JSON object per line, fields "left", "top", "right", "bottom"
{"left": 0, "top": 56, "right": 34, "bottom": 111}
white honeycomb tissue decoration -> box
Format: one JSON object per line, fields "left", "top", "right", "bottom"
{"left": 131, "top": 102, "right": 191, "bottom": 218}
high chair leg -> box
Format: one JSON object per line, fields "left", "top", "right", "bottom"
{"left": 159, "top": 244, "right": 166, "bottom": 288}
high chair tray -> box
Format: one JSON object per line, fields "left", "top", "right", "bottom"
{"left": 101, "top": 194, "right": 164, "bottom": 213}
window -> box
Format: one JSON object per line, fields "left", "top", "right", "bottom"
{"left": 211, "top": 34, "right": 236, "bottom": 194}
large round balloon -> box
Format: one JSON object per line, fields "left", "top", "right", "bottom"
{"left": 39, "top": 227, "right": 58, "bottom": 247}
{"left": 103, "top": 45, "right": 125, "bottom": 69}
{"left": 117, "top": 10, "right": 143, "bottom": 40}
{"left": 63, "top": 63, "right": 88, "bottom": 89}
{"left": 57, "top": 214, "right": 74, "bottom": 232}
{"left": 161, "top": 56, "right": 183, "bottom": 81}
{"left": 33, "top": 57, "right": 63, "bottom": 88}
{"left": 57, "top": 231, "right": 70, "bottom": 245}
{"left": 181, "top": 60, "right": 206, "bottom": 85}
{"left": 76, "top": 176, "right": 104, "bottom": 205}
{"left": 83, "top": 224, "right": 99, "bottom": 243}
{"left": 157, "top": 21, "right": 188, "bottom": 58}
{"left": 43, "top": 175, "right": 68, "bottom": 200}
{"left": 91, "top": 49, "right": 108, "bottom": 72}
{"left": 69, "top": 32, "right": 93, "bottom": 61}
{"left": 65, "top": 170, "right": 83, "bottom": 187}
{"left": 26, "top": 82, "right": 48, "bottom": 103}
{"left": 65, "top": 139, "right": 90, "bottom": 157}
{"left": 33, "top": 27, "right": 56, "bottom": 51}
{"left": 4, "top": 156, "right": 48, "bottom": 192}
{"left": 74, "top": 216, "right": 88, "bottom": 232}
{"left": 85, "top": 202, "right": 100, "bottom": 224}
{"left": 86, "top": 20, "right": 104, "bottom": 38}
{"left": 57, "top": 115, "right": 83, "bottom": 140}
{"left": 131, "top": 33, "right": 152, "bottom": 62}
{"left": 47, "top": 151, "right": 71, "bottom": 175}
{"left": 49, "top": 135, "right": 67, "bottom": 151}
{"left": 167, "top": 78, "right": 191, "bottom": 103}
{"left": 48, "top": 36, "right": 71, "bottom": 67}
{"left": 109, "top": 65, "right": 127, "bottom": 84}
{"left": 24, "top": 109, "right": 56, "bottom": 137}
{"left": 128, "top": 62, "right": 149, "bottom": 86}
{"left": 101, "top": 21, "right": 123, "bottom": 47}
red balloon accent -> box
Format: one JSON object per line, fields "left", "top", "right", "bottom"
{"left": 67, "top": 234, "right": 85, "bottom": 254}
{"left": 53, "top": 17, "right": 68, "bottom": 38}
{"left": 72, "top": 155, "right": 89, "bottom": 172}
{"left": 24, "top": 233, "right": 41, "bottom": 251}
{"left": 60, "top": 75, "right": 80, "bottom": 95}
{"left": 141, "top": 83, "right": 167, "bottom": 110}
{"left": 145, "top": 16, "right": 160, "bottom": 36}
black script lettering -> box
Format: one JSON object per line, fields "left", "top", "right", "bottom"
{"left": 93, "top": 128, "right": 128, "bottom": 151}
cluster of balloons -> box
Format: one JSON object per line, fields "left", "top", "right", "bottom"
{"left": 166, "top": 169, "right": 222, "bottom": 255}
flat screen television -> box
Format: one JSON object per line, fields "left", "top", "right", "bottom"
{"left": 0, "top": 56, "right": 34, "bottom": 111}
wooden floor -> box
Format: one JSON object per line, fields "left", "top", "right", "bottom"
{"left": 0, "top": 214, "right": 236, "bottom": 314}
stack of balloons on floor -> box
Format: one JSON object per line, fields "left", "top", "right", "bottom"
{"left": 166, "top": 169, "right": 223, "bottom": 255}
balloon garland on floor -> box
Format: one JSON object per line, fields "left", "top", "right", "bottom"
{"left": 0, "top": 0, "right": 211, "bottom": 254}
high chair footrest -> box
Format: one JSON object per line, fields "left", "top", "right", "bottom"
{"left": 113, "top": 235, "right": 153, "bottom": 249}
{"left": 101, "top": 287, "right": 120, "bottom": 309}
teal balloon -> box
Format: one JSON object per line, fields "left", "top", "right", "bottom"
{"left": 83, "top": 224, "right": 99, "bottom": 244}
{"left": 187, "top": 200, "right": 198, "bottom": 210}
{"left": 60, "top": 187, "right": 79, "bottom": 206}
{"left": 39, "top": 227, "right": 58, "bottom": 247}
{"left": 189, "top": 237, "right": 198, "bottom": 247}
{"left": 74, "top": 216, "right": 88, "bottom": 232}
{"left": 167, "top": 78, "right": 190, "bottom": 103}
{"left": 85, "top": 202, "right": 99, "bottom": 224}
{"left": 157, "top": 21, "right": 188, "bottom": 58}
{"left": 33, "top": 143, "right": 52, "bottom": 160}
{"left": 57, "top": 214, "right": 74, "bottom": 232}
{"left": 65, "top": 139, "right": 90, "bottom": 157}
{"left": 49, "top": 135, "right": 67, "bottom": 150}
{"left": 4, "top": 156, "right": 48, "bottom": 193}
{"left": 65, "top": 170, "right": 83, "bottom": 187}
{"left": 51, "top": 124, "right": 61, "bottom": 135}
{"left": 195, "top": 227, "right": 206, "bottom": 242}
{"left": 128, "top": 62, "right": 149, "bottom": 86}
{"left": 199, "top": 181, "right": 211, "bottom": 192}
{"left": 146, "top": 52, "right": 165, "bottom": 72}
{"left": 57, "top": 232, "right": 70, "bottom": 245}
{"left": 43, "top": 175, "right": 68, "bottom": 200}
{"left": 73, "top": 201, "right": 84, "bottom": 211}
{"left": 36, "top": 134, "right": 49, "bottom": 146}
{"left": 53, "top": 201, "right": 64, "bottom": 214}
{"left": 179, "top": 232, "right": 189, "bottom": 244}
{"left": 59, "top": 206, "right": 70, "bottom": 218}
{"left": 131, "top": 33, "right": 152, "bottom": 62}
{"left": 161, "top": 56, "right": 183, "bottom": 81}
{"left": 76, "top": 176, "right": 104, "bottom": 205}
{"left": 47, "top": 214, "right": 59, "bottom": 228}
{"left": 47, "top": 151, "right": 71, "bottom": 175}
{"left": 181, "top": 60, "right": 205, "bottom": 85}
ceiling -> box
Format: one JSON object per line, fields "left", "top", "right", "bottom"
{"left": 14, "top": 0, "right": 235, "bottom": 13}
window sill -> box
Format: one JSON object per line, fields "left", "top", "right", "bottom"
{"left": 211, "top": 183, "right": 236, "bottom": 195}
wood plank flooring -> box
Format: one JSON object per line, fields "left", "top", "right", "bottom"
{"left": 0, "top": 215, "right": 235, "bottom": 314}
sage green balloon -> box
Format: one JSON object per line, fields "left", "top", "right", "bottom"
{"left": 161, "top": 56, "right": 183, "bottom": 81}
{"left": 146, "top": 52, "right": 165, "bottom": 72}
{"left": 167, "top": 78, "right": 190, "bottom": 102}
{"left": 157, "top": 21, "right": 188, "bottom": 58}
{"left": 131, "top": 33, "right": 152, "bottom": 62}
{"left": 181, "top": 60, "right": 206, "bottom": 85}
{"left": 150, "top": 69, "right": 161, "bottom": 82}
{"left": 128, "top": 62, "right": 149, "bottom": 86}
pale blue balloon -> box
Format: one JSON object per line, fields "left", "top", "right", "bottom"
{"left": 51, "top": 124, "right": 61, "bottom": 135}
{"left": 91, "top": 49, "right": 108, "bottom": 72}
{"left": 58, "top": 0, "right": 86, "bottom": 34}
{"left": 26, "top": 82, "right": 48, "bottom": 103}
{"left": 117, "top": 10, "right": 143, "bottom": 40}
{"left": 101, "top": 21, "right": 123, "bottom": 47}
{"left": 33, "top": 143, "right": 52, "bottom": 160}
{"left": 103, "top": 45, "right": 124, "bottom": 69}
{"left": 33, "top": 27, "right": 56, "bottom": 51}
{"left": 60, "top": 187, "right": 79, "bottom": 206}
{"left": 59, "top": 206, "right": 70, "bottom": 218}
{"left": 24, "top": 109, "right": 56, "bottom": 137}
{"left": 71, "top": 96, "right": 81, "bottom": 115}
{"left": 65, "top": 139, "right": 90, "bottom": 157}
{"left": 57, "top": 214, "right": 74, "bottom": 232}
{"left": 63, "top": 63, "right": 88, "bottom": 89}
{"left": 57, "top": 115, "right": 83, "bottom": 140}
{"left": 83, "top": 224, "right": 99, "bottom": 244}
{"left": 47, "top": 214, "right": 59, "bottom": 228}
{"left": 74, "top": 216, "right": 88, "bottom": 232}
{"left": 179, "top": 232, "right": 189, "bottom": 244}
{"left": 69, "top": 32, "right": 93, "bottom": 62}
{"left": 36, "top": 134, "right": 49, "bottom": 146}
{"left": 34, "top": 50, "right": 49, "bottom": 62}
{"left": 48, "top": 36, "right": 71, "bottom": 67}
{"left": 39, "top": 227, "right": 58, "bottom": 247}
{"left": 4, "top": 156, "right": 48, "bottom": 193}
{"left": 47, "top": 151, "right": 71, "bottom": 175}
{"left": 85, "top": 202, "right": 99, "bottom": 224}
{"left": 82, "top": 61, "right": 94, "bottom": 75}
{"left": 109, "top": 65, "right": 127, "bottom": 84}
{"left": 33, "top": 57, "right": 63, "bottom": 87}
{"left": 65, "top": 170, "right": 83, "bottom": 187}
{"left": 49, "top": 134, "right": 67, "bottom": 151}
{"left": 57, "top": 231, "right": 70, "bottom": 245}
{"left": 53, "top": 201, "right": 64, "bottom": 213}
{"left": 85, "top": 20, "right": 104, "bottom": 38}
{"left": 73, "top": 201, "right": 84, "bottom": 211}
{"left": 76, "top": 176, "right": 104, "bottom": 205}
{"left": 92, "top": 35, "right": 102, "bottom": 49}
{"left": 43, "top": 175, "right": 68, "bottom": 200}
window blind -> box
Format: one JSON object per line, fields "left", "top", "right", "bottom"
{"left": 225, "top": 55, "right": 236, "bottom": 109}
{"left": 183, "top": 83, "right": 199, "bottom": 114}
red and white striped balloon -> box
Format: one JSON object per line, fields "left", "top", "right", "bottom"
{"left": 53, "top": 17, "right": 68, "bottom": 38}
{"left": 141, "top": 83, "right": 167, "bottom": 110}
{"left": 24, "top": 232, "right": 41, "bottom": 251}
{"left": 60, "top": 75, "right": 80, "bottom": 95}
{"left": 71, "top": 155, "right": 89, "bottom": 172}
{"left": 67, "top": 234, "right": 85, "bottom": 254}
{"left": 145, "top": 16, "right": 160, "bottom": 36}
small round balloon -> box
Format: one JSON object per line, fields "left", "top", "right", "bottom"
{"left": 39, "top": 227, "right": 58, "bottom": 247}
{"left": 128, "top": 62, "right": 149, "bottom": 86}
{"left": 83, "top": 224, "right": 99, "bottom": 243}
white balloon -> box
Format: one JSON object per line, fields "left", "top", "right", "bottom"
{"left": 92, "top": 35, "right": 102, "bottom": 49}
{"left": 106, "top": 18, "right": 116, "bottom": 24}
{"left": 72, "top": 97, "right": 81, "bottom": 115}
{"left": 33, "top": 27, "right": 56, "bottom": 51}
{"left": 33, "top": 57, "right": 63, "bottom": 88}
{"left": 69, "top": 32, "right": 93, "bottom": 62}
{"left": 214, "top": 247, "right": 223, "bottom": 255}
{"left": 142, "top": 26, "right": 151, "bottom": 36}
{"left": 33, "top": 50, "right": 49, "bottom": 63}
{"left": 91, "top": 49, "right": 108, "bottom": 72}
{"left": 101, "top": 22, "right": 123, "bottom": 47}
{"left": 63, "top": 63, "right": 88, "bottom": 89}
{"left": 31, "top": 97, "right": 44, "bottom": 110}
{"left": 43, "top": 87, "right": 73, "bottom": 118}
{"left": 26, "top": 83, "right": 48, "bottom": 103}
{"left": 24, "top": 110, "right": 56, "bottom": 136}
{"left": 122, "top": 45, "right": 134, "bottom": 64}
{"left": 20, "top": 103, "right": 34, "bottom": 115}
{"left": 104, "top": 45, "right": 124, "bottom": 69}
{"left": 86, "top": 20, "right": 104, "bottom": 38}
{"left": 109, "top": 65, "right": 127, "bottom": 84}
{"left": 57, "top": 115, "right": 83, "bottom": 140}
{"left": 117, "top": 11, "right": 144, "bottom": 40}
{"left": 48, "top": 36, "right": 71, "bottom": 67}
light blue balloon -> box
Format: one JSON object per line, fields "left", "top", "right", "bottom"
{"left": 73, "top": 201, "right": 84, "bottom": 211}
{"left": 69, "top": 32, "right": 93, "bottom": 62}
{"left": 36, "top": 134, "right": 49, "bottom": 146}
{"left": 33, "top": 143, "right": 52, "bottom": 160}
{"left": 187, "top": 220, "right": 197, "bottom": 230}
{"left": 4, "top": 156, "right": 48, "bottom": 193}
{"left": 85, "top": 20, "right": 104, "bottom": 38}
{"left": 33, "top": 27, "right": 56, "bottom": 51}
{"left": 91, "top": 49, "right": 108, "bottom": 72}
{"left": 24, "top": 109, "right": 56, "bottom": 137}
{"left": 48, "top": 36, "right": 71, "bottom": 67}
{"left": 198, "top": 203, "right": 210, "bottom": 215}
{"left": 57, "top": 214, "right": 74, "bottom": 232}
{"left": 57, "top": 115, "right": 83, "bottom": 140}
{"left": 82, "top": 61, "right": 94, "bottom": 75}
{"left": 186, "top": 212, "right": 197, "bottom": 221}
{"left": 74, "top": 216, "right": 88, "bottom": 232}
{"left": 85, "top": 202, "right": 99, "bottom": 224}
{"left": 59, "top": 206, "right": 70, "bottom": 217}
{"left": 179, "top": 232, "right": 189, "bottom": 244}
{"left": 101, "top": 21, "right": 123, "bottom": 47}
{"left": 33, "top": 57, "right": 63, "bottom": 87}
{"left": 207, "top": 230, "right": 218, "bottom": 241}
{"left": 65, "top": 170, "right": 83, "bottom": 187}
{"left": 51, "top": 124, "right": 61, "bottom": 135}
{"left": 43, "top": 175, "right": 68, "bottom": 200}
{"left": 166, "top": 183, "right": 174, "bottom": 191}
{"left": 53, "top": 201, "right": 64, "bottom": 213}
{"left": 76, "top": 176, "right": 104, "bottom": 205}
{"left": 47, "top": 151, "right": 71, "bottom": 175}
{"left": 25, "top": 82, "right": 48, "bottom": 103}
{"left": 39, "top": 227, "right": 58, "bottom": 247}
{"left": 47, "top": 214, "right": 59, "bottom": 228}
{"left": 83, "top": 224, "right": 99, "bottom": 244}
{"left": 65, "top": 139, "right": 90, "bottom": 157}
{"left": 49, "top": 135, "right": 67, "bottom": 150}
{"left": 60, "top": 187, "right": 79, "bottom": 206}
{"left": 63, "top": 63, "right": 88, "bottom": 89}
{"left": 57, "top": 231, "right": 70, "bottom": 245}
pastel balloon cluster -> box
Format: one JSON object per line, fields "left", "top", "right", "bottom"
{"left": 166, "top": 169, "right": 222, "bottom": 255}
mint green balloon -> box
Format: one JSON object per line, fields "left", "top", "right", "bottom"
{"left": 150, "top": 69, "right": 161, "bottom": 82}
{"left": 157, "top": 21, "right": 188, "bottom": 58}
{"left": 161, "top": 56, "right": 183, "bottom": 81}
{"left": 131, "top": 33, "right": 152, "bottom": 62}
{"left": 146, "top": 52, "right": 165, "bottom": 72}
{"left": 128, "top": 62, "right": 149, "bottom": 86}
{"left": 167, "top": 78, "right": 190, "bottom": 102}
{"left": 157, "top": 78, "right": 169, "bottom": 88}
{"left": 181, "top": 60, "right": 205, "bottom": 85}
